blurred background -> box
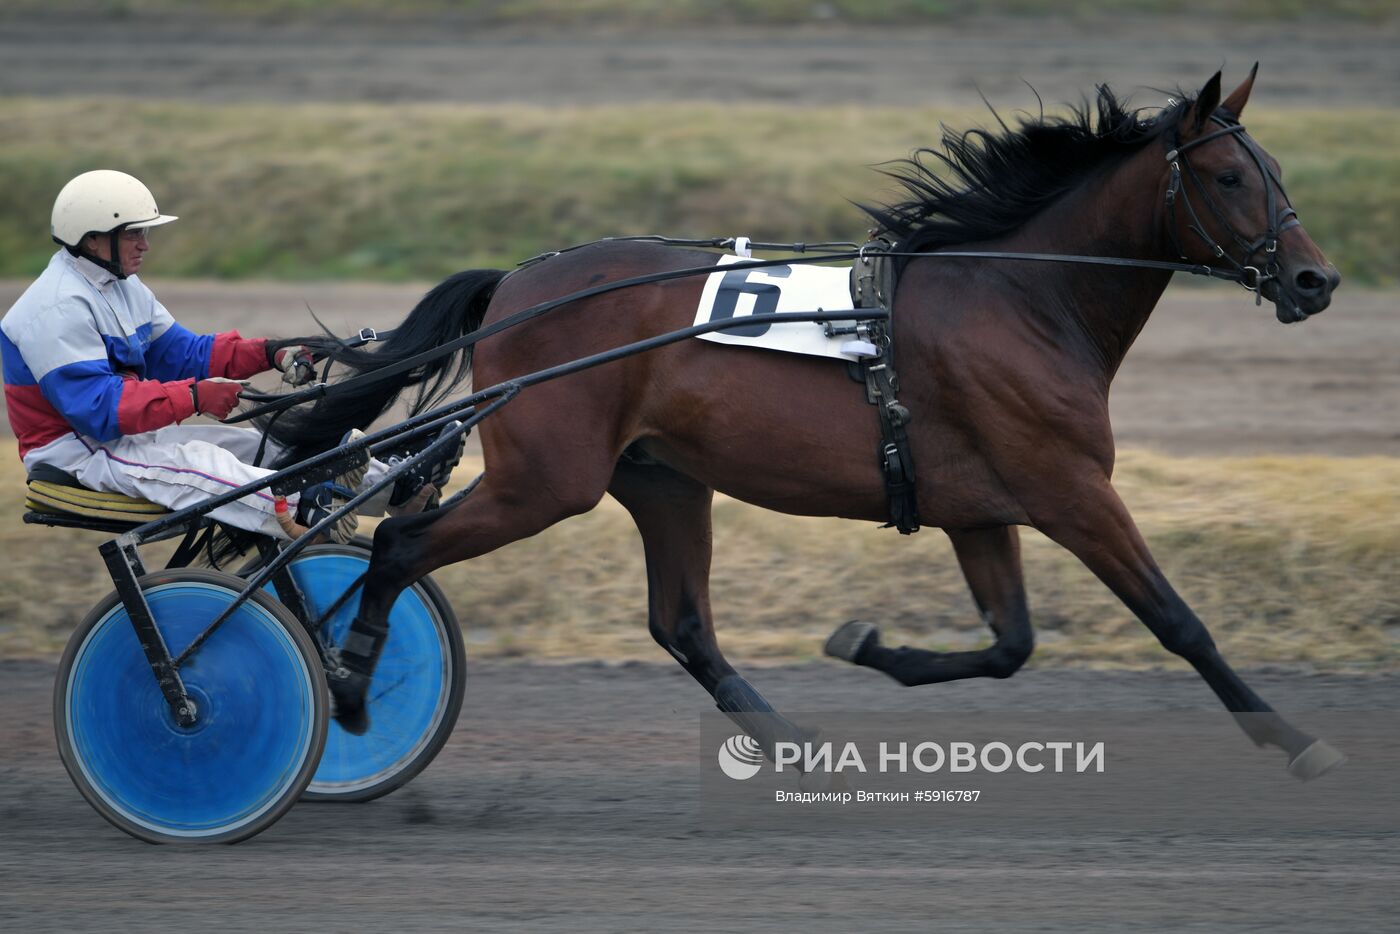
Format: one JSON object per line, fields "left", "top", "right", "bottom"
{"left": 1, "top": 1, "right": 1396, "bottom": 666}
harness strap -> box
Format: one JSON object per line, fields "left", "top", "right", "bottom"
{"left": 851, "top": 238, "right": 889, "bottom": 309}
{"left": 850, "top": 238, "right": 920, "bottom": 534}
{"left": 867, "top": 356, "right": 919, "bottom": 534}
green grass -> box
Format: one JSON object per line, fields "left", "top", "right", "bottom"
{"left": 1, "top": 99, "right": 1394, "bottom": 284}
{"left": 2, "top": 450, "right": 1397, "bottom": 666}
{"left": 5, "top": 0, "right": 1397, "bottom": 22}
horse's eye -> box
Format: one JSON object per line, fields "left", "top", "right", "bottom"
{"left": 1217, "top": 173, "right": 1242, "bottom": 189}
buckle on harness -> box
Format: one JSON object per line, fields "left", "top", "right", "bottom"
{"left": 885, "top": 401, "right": 910, "bottom": 427}
{"left": 882, "top": 442, "right": 905, "bottom": 481}
{"left": 357, "top": 327, "right": 380, "bottom": 344}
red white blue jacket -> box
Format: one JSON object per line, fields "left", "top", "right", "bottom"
{"left": 1, "top": 250, "right": 269, "bottom": 459}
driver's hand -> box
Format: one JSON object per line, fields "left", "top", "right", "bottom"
{"left": 192, "top": 378, "right": 250, "bottom": 420}
{"left": 271, "top": 344, "right": 317, "bottom": 386}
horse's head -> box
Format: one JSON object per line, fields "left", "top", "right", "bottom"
{"left": 1165, "top": 66, "right": 1340, "bottom": 323}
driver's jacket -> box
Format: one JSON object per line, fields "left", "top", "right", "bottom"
{"left": 1, "top": 250, "right": 269, "bottom": 460}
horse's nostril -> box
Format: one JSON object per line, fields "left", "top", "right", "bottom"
{"left": 1295, "top": 268, "right": 1327, "bottom": 293}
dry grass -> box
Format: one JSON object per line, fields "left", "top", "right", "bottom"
{"left": 2, "top": 449, "right": 1396, "bottom": 669}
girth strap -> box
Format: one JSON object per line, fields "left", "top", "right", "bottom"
{"left": 850, "top": 238, "right": 920, "bottom": 535}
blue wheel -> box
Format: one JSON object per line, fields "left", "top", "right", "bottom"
{"left": 278, "top": 544, "right": 464, "bottom": 802}
{"left": 54, "top": 570, "right": 326, "bottom": 844}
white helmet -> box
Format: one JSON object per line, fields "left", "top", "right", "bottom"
{"left": 51, "top": 170, "right": 177, "bottom": 248}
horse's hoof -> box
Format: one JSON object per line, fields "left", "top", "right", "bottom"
{"left": 1287, "top": 739, "right": 1346, "bottom": 781}
{"left": 333, "top": 701, "right": 371, "bottom": 737}
{"left": 824, "top": 620, "right": 877, "bottom": 664}
{"left": 328, "top": 671, "right": 372, "bottom": 736}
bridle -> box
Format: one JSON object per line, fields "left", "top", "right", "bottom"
{"left": 1164, "top": 112, "right": 1300, "bottom": 302}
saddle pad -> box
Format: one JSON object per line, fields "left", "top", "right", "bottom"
{"left": 693, "top": 255, "right": 866, "bottom": 361}
{"left": 25, "top": 480, "right": 170, "bottom": 522}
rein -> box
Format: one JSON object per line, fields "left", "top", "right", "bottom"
{"left": 234, "top": 114, "right": 1288, "bottom": 422}
{"left": 230, "top": 245, "right": 1244, "bottom": 422}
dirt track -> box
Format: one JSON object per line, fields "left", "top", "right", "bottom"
{"left": 2, "top": 14, "right": 1397, "bottom": 108}
{"left": 3, "top": 280, "right": 1394, "bottom": 456}
{"left": 2, "top": 658, "right": 1398, "bottom": 932}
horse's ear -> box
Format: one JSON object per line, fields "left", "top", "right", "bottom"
{"left": 1180, "top": 71, "right": 1222, "bottom": 138}
{"left": 1220, "top": 62, "right": 1259, "bottom": 119}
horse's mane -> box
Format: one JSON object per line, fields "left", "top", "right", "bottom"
{"left": 861, "top": 85, "right": 1189, "bottom": 257}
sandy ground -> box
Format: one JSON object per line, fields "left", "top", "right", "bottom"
{"left": 3, "top": 279, "right": 1394, "bottom": 456}
{"left": 1, "top": 658, "right": 1397, "bottom": 932}
{"left": 1, "top": 14, "right": 1397, "bottom": 109}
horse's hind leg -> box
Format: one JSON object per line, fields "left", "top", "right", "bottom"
{"left": 608, "top": 462, "right": 816, "bottom": 766}
{"left": 827, "top": 525, "right": 1035, "bottom": 685}
{"left": 328, "top": 465, "right": 611, "bottom": 732}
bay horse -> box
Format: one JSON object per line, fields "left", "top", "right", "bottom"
{"left": 273, "top": 68, "right": 1344, "bottom": 779}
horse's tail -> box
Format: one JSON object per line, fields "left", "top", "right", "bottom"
{"left": 263, "top": 268, "right": 508, "bottom": 467}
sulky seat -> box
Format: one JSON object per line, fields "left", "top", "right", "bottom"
{"left": 23, "top": 463, "right": 173, "bottom": 532}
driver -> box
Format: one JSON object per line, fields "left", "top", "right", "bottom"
{"left": 1, "top": 170, "right": 435, "bottom": 540}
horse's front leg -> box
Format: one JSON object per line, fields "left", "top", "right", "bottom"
{"left": 1033, "top": 475, "right": 1343, "bottom": 780}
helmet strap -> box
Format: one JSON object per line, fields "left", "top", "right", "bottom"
{"left": 65, "top": 231, "right": 128, "bottom": 279}
{"left": 104, "top": 229, "right": 127, "bottom": 279}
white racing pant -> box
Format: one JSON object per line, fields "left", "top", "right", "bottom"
{"left": 23, "top": 425, "right": 390, "bottom": 539}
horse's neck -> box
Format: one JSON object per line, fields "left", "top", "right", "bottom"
{"left": 1000, "top": 153, "right": 1174, "bottom": 379}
